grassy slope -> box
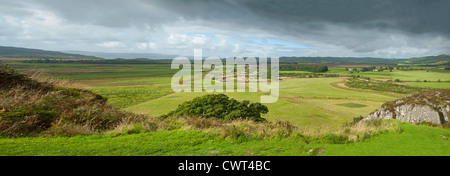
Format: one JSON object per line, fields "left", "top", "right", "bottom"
{"left": 1, "top": 123, "right": 448, "bottom": 156}
{"left": 0, "top": 130, "right": 307, "bottom": 156}
{"left": 322, "top": 123, "right": 450, "bottom": 156}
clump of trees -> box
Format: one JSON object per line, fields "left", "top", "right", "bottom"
{"left": 279, "top": 72, "right": 339, "bottom": 78}
{"left": 280, "top": 65, "right": 328, "bottom": 72}
{"left": 163, "top": 94, "right": 268, "bottom": 122}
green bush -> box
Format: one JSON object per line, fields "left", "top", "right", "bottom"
{"left": 164, "top": 94, "right": 268, "bottom": 122}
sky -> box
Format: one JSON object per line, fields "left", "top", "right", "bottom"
{"left": 0, "top": 0, "right": 449, "bottom": 58}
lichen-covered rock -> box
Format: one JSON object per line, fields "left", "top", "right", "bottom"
{"left": 364, "top": 90, "right": 450, "bottom": 125}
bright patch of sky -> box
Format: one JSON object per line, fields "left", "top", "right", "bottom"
{"left": 242, "top": 37, "right": 315, "bottom": 49}
{"left": 177, "top": 32, "right": 319, "bottom": 57}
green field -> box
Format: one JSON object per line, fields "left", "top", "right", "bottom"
{"left": 327, "top": 68, "right": 450, "bottom": 82}
{"left": 2, "top": 62, "right": 449, "bottom": 156}
{"left": 399, "top": 82, "right": 450, "bottom": 89}
{"left": 6, "top": 62, "right": 178, "bottom": 80}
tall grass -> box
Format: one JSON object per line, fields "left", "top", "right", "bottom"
{"left": 107, "top": 115, "right": 401, "bottom": 144}
{"left": 0, "top": 64, "right": 143, "bottom": 136}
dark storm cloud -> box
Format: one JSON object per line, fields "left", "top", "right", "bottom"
{"left": 148, "top": 0, "right": 450, "bottom": 55}
{"left": 34, "top": 0, "right": 450, "bottom": 35}
{"left": 129, "top": 0, "right": 450, "bottom": 36}
{"left": 240, "top": 0, "right": 450, "bottom": 35}
{"left": 1, "top": 0, "right": 449, "bottom": 57}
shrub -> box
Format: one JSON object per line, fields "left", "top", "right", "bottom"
{"left": 164, "top": 94, "right": 268, "bottom": 122}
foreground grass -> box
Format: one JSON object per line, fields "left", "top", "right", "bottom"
{"left": 0, "top": 130, "right": 307, "bottom": 156}
{"left": 1, "top": 122, "right": 448, "bottom": 156}
{"left": 322, "top": 123, "right": 450, "bottom": 156}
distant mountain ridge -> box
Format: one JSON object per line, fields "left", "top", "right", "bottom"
{"left": 279, "top": 56, "right": 406, "bottom": 64}
{"left": 0, "top": 46, "right": 101, "bottom": 60}
{"left": 1, "top": 46, "right": 449, "bottom": 65}
{"left": 64, "top": 50, "right": 179, "bottom": 59}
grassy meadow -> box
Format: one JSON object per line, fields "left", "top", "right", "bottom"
{"left": 1, "top": 62, "right": 449, "bottom": 156}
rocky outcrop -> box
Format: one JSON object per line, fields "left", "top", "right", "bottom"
{"left": 364, "top": 90, "right": 450, "bottom": 125}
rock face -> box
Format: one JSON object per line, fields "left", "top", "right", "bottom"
{"left": 365, "top": 90, "right": 450, "bottom": 125}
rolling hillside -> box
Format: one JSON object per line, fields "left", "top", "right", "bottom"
{"left": 401, "top": 54, "right": 450, "bottom": 66}
{"left": 0, "top": 46, "right": 101, "bottom": 60}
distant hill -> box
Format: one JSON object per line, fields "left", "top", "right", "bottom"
{"left": 1, "top": 45, "right": 449, "bottom": 66}
{"left": 279, "top": 57, "right": 405, "bottom": 65}
{"left": 64, "top": 50, "right": 179, "bottom": 59}
{"left": 0, "top": 46, "right": 101, "bottom": 60}
{"left": 401, "top": 54, "right": 450, "bottom": 66}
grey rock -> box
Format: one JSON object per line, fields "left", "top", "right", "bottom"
{"left": 364, "top": 90, "right": 450, "bottom": 125}
{"left": 365, "top": 104, "right": 448, "bottom": 124}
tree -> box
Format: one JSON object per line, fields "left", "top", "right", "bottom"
{"left": 163, "top": 94, "right": 268, "bottom": 122}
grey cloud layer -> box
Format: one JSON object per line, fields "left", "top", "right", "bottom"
{"left": 0, "top": 0, "right": 449, "bottom": 57}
